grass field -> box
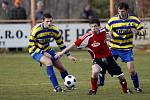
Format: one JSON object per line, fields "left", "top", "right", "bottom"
{"left": 0, "top": 50, "right": 150, "bottom": 100}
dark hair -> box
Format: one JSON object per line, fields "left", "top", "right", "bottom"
{"left": 2, "top": 0, "right": 9, "bottom": 5}
{"left": 89, "top": 18, "right": 100, "bottom": 26}
{"left": 43, "top": 13, "right": 52, "bottom": 20}
{"left": 118, "top": 2, "right": 129, "bottom": 10}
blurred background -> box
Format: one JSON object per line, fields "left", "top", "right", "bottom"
{"left": 0, "top": 0, "right": 150, "bottom": 19}
{"left": 0, "top": 0, "right": 150, "bottom": 52}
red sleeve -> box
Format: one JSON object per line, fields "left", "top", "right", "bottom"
{"left": 74, "top": 32, "right": 92, "bottom": 47}
{"left": 74, "top": 38, "right": 83, "bottom": 47}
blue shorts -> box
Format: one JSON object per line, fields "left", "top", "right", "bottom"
{"left": 32, "top": 49, "right": 57, "bottom": 62}
{"left": 111, "top": 49, "right": 134, "bottom": 62}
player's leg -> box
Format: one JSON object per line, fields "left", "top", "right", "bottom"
{"left": 99, "top": 48, "right": 119, "bottom": 87}
{"left": 97, "top": 64, "right": 106, "bottom": 86}
{"left": 88, "top": 60, "right": 102, "bottom": 95}
{"left": 32, "top": 52, "right": 61, "bottom": 92}
{"left": 117, "top": 74, "right": 132, "bottom": 94}
{"left": 53, "top": 59, "right": 69, "bottom": 80}
{"left": 98, "top": 54, "right": 118, "bottom": 86}
{"left": 105, "top": 56, "right": 131, "bottom": 94}
{"left": 47, "top": 49, "right": 69, "bottom": 80}
{"left": 127, "top": 61, "right": 142, "bottom": 92}
{"left": 120, "top": 49, "right": 142, "bottom": 92}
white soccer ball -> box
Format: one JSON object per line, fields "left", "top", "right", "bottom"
{"left": 64, "top": 75, "right": 76, "bottom": 88}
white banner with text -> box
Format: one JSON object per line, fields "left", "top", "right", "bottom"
{"left": 0, "top": 22, "right": 150, "bottom": 48}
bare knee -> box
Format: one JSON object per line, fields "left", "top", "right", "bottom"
{"left": 91, "top": 64, "right": 101, "bottom": 78}
{"left": 40, "top": 56, "right": 53, "bottom": 66}
{"left": 127, "top": 62, "right": 136, "bottom": 75}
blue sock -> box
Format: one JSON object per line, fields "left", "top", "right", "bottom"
{"left": 46, "top": 66, "right": 59, "bottom": 89}
{"left": 60, "top": 70, "right": 68, "bottom": 79}
{"left": 98, "top": 73, "right": 105, "bottom": 86}
{"left": 131, "top": 72, "right": 140, "bottom": 88}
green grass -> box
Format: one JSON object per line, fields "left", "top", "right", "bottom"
{"left": 0, "top": 50, "right": 150, "bottom": 100}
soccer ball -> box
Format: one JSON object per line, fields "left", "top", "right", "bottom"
{"left": 64, "top": 75, "right": 76, "bottom": 88}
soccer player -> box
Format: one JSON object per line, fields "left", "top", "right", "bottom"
{"left": 55, "top": 18, "right": 131, "bottom": 95}
{"left": 104, "top": 2, "right": 144, "bottom": 92}
{"left": 28, "top": 13, "right": 76, "bottom": 92}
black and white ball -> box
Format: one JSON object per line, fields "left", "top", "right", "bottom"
{"left": 64, "top": 75, "right": 76, "bottom": 88}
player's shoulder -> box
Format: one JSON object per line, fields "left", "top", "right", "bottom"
{"left": 80, "top": 31, "right": 93, "bottom": 40}
{"left": 50, "top": 25, "right": 60, "bottom": 31}
{"left": 128, "top": 14, "right": 140, "bottom": 21}
{"left": 32, "top": 23, "right": 42, "bottom": 30}
{"left": 108, "top": 14, "right": 119, "bottom": 23}
{"left": 32, "top": 23, "right": 43, "bottom": 35}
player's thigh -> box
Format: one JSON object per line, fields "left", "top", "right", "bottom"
{"left": 40, "top": 55, "right": 53, "bottom": 65}
{"left": 92, "top": 64, "right": 101, "bottom": 75}
{"left": 93, "top": 59, "right": 106, "bottom": 73}
{"left": 127, "top": 61, "right": 136, "bottom": 73}
{"left": 53, "top": 59, "right": 65, "bottom": 71}
{"left": 119, "top": 49, "right": 134, "bottom": 62}
{"left": 32, "top": 52, "right": 53, "bottom": 65}
{"left": 106, "top": 56, "right": 122, "bottom": 76}
{"left": 111, "top": 49, "right": 119, "bottom": 60}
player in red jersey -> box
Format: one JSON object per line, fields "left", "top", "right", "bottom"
{"left": 55, "top": 18, "right": 131, "bottom": 95}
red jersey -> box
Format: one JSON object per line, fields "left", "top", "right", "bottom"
{"left": 75, "top": 28, "right": 112, "bottom": 59}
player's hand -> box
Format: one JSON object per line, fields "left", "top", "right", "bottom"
{"left": 138, "top": 30, "right": 146, "bottom": 36}
{"left": 55, "top": 52, "right": 63, "bottom": 59}
{"left": 131, "top": 28, "right": 139, "bottom": 34}
{"left": 67, "top": 55, "right": 77, "bottom": 62}
{"left": 44, "top": 52, "right": 52, "bottom": 58}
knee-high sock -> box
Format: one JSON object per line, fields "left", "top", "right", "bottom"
{"left": 91, "top": 78, "right": 98, "bottom": 91}
{"left": 131, "top": 72, "right": 140, "bottom": 88}
{"left": 98, "top": 73, "right": 105, "bottom": 86}
{"left": 98, "top": 68, "right": 106, "bottom": 86}
{"left": 46, "top": 66, "right": 59, "bottom": 89}
{"left": 60, "top": 70, "right": 69, "bottom": 80}
{"left": 120, "top": 81, "right": 128, "bottom": 93}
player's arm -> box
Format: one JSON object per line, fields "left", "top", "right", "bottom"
{"left": 105, "top": 20, "right": 115, "bottom": 37}
{"left": 130, "top": 17, "right": 146, "bottom": 36}
{"left": 53, "top": 27, "right": 77, "bottom": 61}
{"left": 53, "top": 28, "right": 71, "bottom": 56}
{"left": 28, "top": 33, "right": 44, "bottom": 55}
{"left": 55, "top": 43, "right": 77, "bottom": 62}
{"left": 56, "top": 43, "right": 76, "bottom": 57}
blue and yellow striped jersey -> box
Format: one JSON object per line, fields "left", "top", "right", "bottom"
{"left": 105, "top": 14, "right": 145, "bottom": 49}
{"left": 28, "top": 23, "right": 67, "bottom": 56}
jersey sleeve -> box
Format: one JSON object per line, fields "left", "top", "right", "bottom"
{"left": 53, "top": 26, "right": 70, "bottom": 56}
{"left": 133, "top": 17, "right": 145, "bottom": 35}
{"left": 74, "top": 33, "right": 91, "bottom": 48}
{"left": 28, "top": 28, "right": 44, "bottom": 55}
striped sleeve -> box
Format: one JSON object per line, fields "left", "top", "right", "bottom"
{"left": 28, "top": 27, "right": 44, "bottom": 55}
{"left": 133, "top": 17, "right": 145, "bottom": 35}
{"left": 53, "top": 26, "right": 70, "bottom": 56}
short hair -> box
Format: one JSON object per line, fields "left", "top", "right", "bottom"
{"left": 2, "top": 1, "right": 9, "bottom": 5}
{"left": 118, "top": 2, "right": 129, "bottom": 10}
{"left": 89, "top": 18, "right": 100, "bottom": 26}
{"left": 37, "top": 1, "right": 44, "bottom": 7}
{"left": 43, "top": 13, "right": 52, "bottom": 20}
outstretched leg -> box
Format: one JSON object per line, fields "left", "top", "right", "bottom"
{"left": 127, "top": 61, "right": 142, "bottom": 92}
{"left": 88, "top": 64, "right": 101, "bottom": 95}
{"left": 53, "top": 59, "right": 69, "bottom": 80}
{"left": 117, "top": 74, "right": 131, "bottom": 94}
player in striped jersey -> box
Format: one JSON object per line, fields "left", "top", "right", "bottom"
{"left": 103, "top": 2, "right": 144, "bottom": 92}
{"left": 28, "top": 13, "right": 76, "bottom": 92}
